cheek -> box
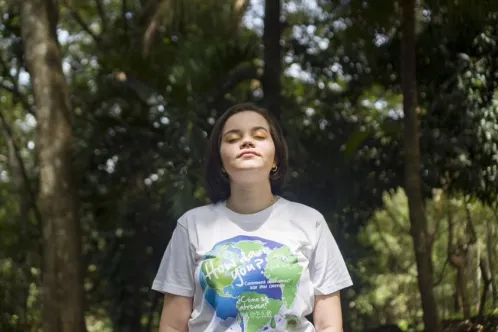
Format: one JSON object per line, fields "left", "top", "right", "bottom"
{"left": 219, "top": 144, "right": 233, "bottom": 162}
{"left": 261, "top": 140, "right": 276, "bottom": 160}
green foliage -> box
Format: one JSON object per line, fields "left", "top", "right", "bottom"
{"left": 1, "top": 0, "right": 498, "bottom": 331}
{"left": 355, "top": 189, "right": 498, "bottom": 329}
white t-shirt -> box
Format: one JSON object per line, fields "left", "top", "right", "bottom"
{"left": 152, "top": 197, "right": 353, "bottom": 332}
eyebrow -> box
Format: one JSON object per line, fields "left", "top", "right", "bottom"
{"left": 222, "top": 126, "right": 269, "bottom": 137}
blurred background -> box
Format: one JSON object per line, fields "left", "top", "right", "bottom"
{"left": 1, "top": 0, "right": 498, "bottom": 331}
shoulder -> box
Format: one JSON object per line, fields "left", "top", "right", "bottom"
{"left": 280, "top": 198, "right": 325, "bottom": 228}
{"left": 176, "top": 203, "right": 221, "bottom": 228}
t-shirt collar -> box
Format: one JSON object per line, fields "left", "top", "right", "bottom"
{"left": 218, "top": 196, "right": 285, "bottom": 224}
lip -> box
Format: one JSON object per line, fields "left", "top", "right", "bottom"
{"left": 238, "top": 151, "right": 260, "bottom": 158}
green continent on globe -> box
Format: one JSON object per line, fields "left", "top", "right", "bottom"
{"left": 233, "top": 240, "right": 264, "bottom": 254}
{"left": 263, "top": 246, "right": 303, "bottom": 308}
{"left": 201, "top": 240, "right": 269, "bottom": 297}
{"left": 200, "top": 243, "right": 240, "bottom": 296}
{"left": 236, "top": 292, "right": 281, "bottom": 332}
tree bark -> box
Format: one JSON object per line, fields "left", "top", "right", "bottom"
{"left": 487, "top": 217, "right": 497, "bottom": 308}
{"left": 464, "top": 202, "right": 479, "bottom": 314}
{"left": 447, "top": 201, "right": 472, "bottom": 319}
{"left": 478, "top": 257, "right": 491, "bottom": 319}
{"left": 455, "top": 263, "right": 471, "bottom": 318}
{"left": 20, "top": 1, "right": 86, "bottom": 332}
{"left": 401, "top": 0, "right": 441, "bottom": 331}
{"left": 263, "top": 0, "right": 282, "bottom": 119}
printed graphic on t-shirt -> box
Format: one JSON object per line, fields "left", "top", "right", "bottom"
{"left": 199, "top": 235, "right": 304, "bottom": 332}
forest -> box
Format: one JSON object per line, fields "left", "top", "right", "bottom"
{"left": 0, "top": 0, "right": 497, "bottom": 331}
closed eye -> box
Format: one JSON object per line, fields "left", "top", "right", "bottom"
{"left": 224, "top": 135, "right": 240, "bottom": 143}
{"left": 253, "top": 129, "right": 268, "bottom": 139}
{"left": 222, "top": 127, "right": 269, "bottom": 142}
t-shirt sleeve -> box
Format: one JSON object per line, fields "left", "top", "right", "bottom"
{"left": 151, "top": 222, "right": 195, "bottom": 297}
{"left": 310, "top": 218, "right": 353, "bottom": 295}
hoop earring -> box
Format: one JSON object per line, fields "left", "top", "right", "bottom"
{"left": 271, "top": 164, "right": 278, "bottom": 173}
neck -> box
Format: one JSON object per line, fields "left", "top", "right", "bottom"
{"left": 226, "top": 180, "right": 276, "bottom": 214}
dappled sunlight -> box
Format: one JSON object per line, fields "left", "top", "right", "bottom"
{"left": 1, "top": 0, "right": 498, "bottom": 332}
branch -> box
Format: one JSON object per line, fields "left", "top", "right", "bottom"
{"left": 433, "top": 257, "right": 449, "bottom": 287}
{"left": 14, "top": 54, "right": 21, "bottom": 87}
{"left": 478, "top": 257, "right": 491, "bottom": 318}
{"left": 140, "top": 0, "right": 171, "bottom": 58}
{"left": 447, "top": 196, "right": 454, "bottom": 260}
{"left": 62, "top": 2, "right": 101, "bottom": 43}
{"left": 434, "top": 194, "right": 454, "bottom": 287}
{"left": 208, "top": 64, "right": 261, "bottom": 103}
{"left": 233, "top": 0, "right": 250, "bottom": 24}
{"left": 0, "top": 110, "right": 43, "bottom": 233}
{"left": 138, "top": 0, "right": 160, "bottom": 25}
{"left": 0, "top": 81, "right": 34, "bottom": 115}
{"left": 94, "top": 0, "right": 107, "bottom": 32}
{"left": 432, "top": 208, "right": 443, "bottom": 245}
{"left": 0, "top": 57, "right": 34, "bottom": 115}
{"left": 464, "top": 196, "right": 477, "bottom": 244}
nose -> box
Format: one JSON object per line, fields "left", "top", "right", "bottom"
{"left": 240, "top": 137, "right": 255, "bottom": 149}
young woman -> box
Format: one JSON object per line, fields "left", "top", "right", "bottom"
{"left": 152, "top": 103, "right": 353, "bottom": 332}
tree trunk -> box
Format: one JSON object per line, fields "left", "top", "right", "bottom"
{"left": 456, "top": 264, "right": 471, "bottom": 318}
{"left": 447, "top": 201, "right": 472, "bottom": 319}
{"left": 400, "top": 1, "right": 441, "bottom": 331}
{"left": 463, "top": 201, "right": 480, "bottom": 313}
{"left": 20, "top": 1, "right": 86, "bottom": 332}
{"left": 263, "top": 0, "right": 281, "bottom": 119}
{"left": 478, "top": 257, "right": 491, "bottom": 319}
{"left": 487, "top": 217, "right": 497, "bottom": 308}
{"left": 448, "top": 246, "right": 472, "bottom": 319}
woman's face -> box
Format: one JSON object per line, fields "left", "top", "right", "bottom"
{"left": 220, "top": 111, "right": 276, "bottom": 182}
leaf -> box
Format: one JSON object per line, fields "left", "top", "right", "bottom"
{"left": 344, "top": 128, "right": 371, "bottom": 160}
{"left": 344, "top": 120, "right": 402, "bottom": 161}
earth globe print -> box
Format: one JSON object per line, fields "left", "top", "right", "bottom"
{"left": 199, "top": 235, "right": 303, "bottom": 332}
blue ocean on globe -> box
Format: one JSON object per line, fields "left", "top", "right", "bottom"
{"left": 199, "top": 235, "right": 285, "bottom": 321}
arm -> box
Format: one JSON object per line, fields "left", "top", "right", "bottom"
{"left": 313, "top": 292, "right": 343, "bottom": 332}
{"left": 152, "top": 221, "right": 195, "bottom": 331}
{"left": 309, "top": 217, "right": 352, "bottom": 331}
{"left": 159, "top": 293, "right": 193, "bottom": 332}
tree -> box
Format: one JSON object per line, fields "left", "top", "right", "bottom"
{"left": 355, "top": 189, "right": 498, "bottom": 328}
{"left": 400, "top": 0, "right": 441, "bottom": 331}
{"left": 20, "top": 1, "right": 86, "bottom": 332}
{"left": 1, "top": 0, "right": 497, "bottom": 330}
{"left": 263, "top": 0, "right": 282, "bottom": 119}
{"left": 446, "top": 198, "right": 475, "bottom": 318}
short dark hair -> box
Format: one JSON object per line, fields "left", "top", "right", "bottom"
{"left": 204, "top": 103, "right": 288, "bottom": 203}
